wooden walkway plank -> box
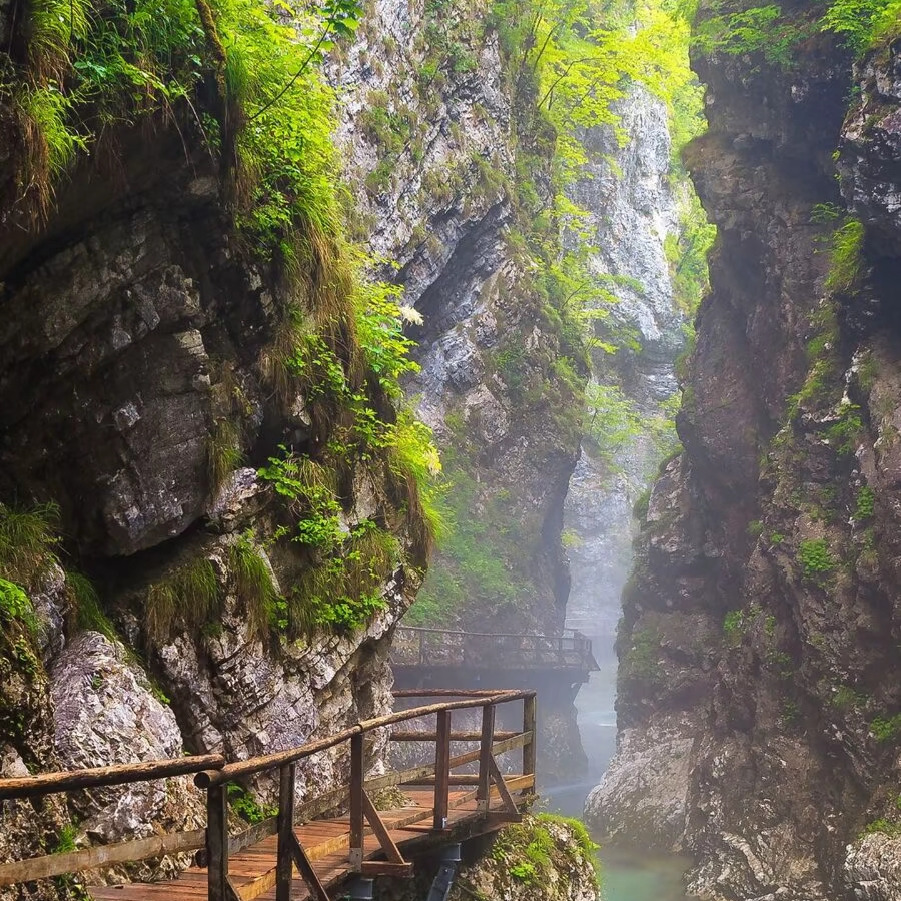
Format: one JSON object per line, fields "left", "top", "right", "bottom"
{"left": 87, "top": 780, "right": 533, "bottom": 901}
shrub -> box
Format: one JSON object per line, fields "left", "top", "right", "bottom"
{"left": 855, "top": 486, "right": 875, "bottom": 520}
{"left": 825, "top": 219, "right": 865, "bottom": 295}
{"left": 798, "top": 539, "right": 836, "bottom": 579}
{"left": 871, "top": 713, "right": 901, "bottom": 742}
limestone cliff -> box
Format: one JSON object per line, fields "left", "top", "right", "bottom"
{"left": 0, "top": 0, "right": 585, "bottom": 892}
{"left": 588, "top": 7, "right": 901, "bottom": 900}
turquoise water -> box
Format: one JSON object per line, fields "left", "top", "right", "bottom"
{"left": 546, "top": 644, "right": 690, "bottom": 901}
{"left": 598, "top": 847, "right": 690, "bottom": 901}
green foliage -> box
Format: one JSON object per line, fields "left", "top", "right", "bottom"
{"left": 52, "top": 823, "right": 79, "bottom": 854}
{"left": 825, "top": 218, "right": 866, "bottom": 294}
{"left": 227, "top": 784, "right": 278, "bottom": 824}
{"left": 693, "top": 4, "right": 813, "bottom": 67}
{"left": 145, "top": 557, "right": 220, "bottom": 642}
{"left": 584, "top": 383, "right": 678, "bottom": 471}
{"left": 229, "top": 535, "right": 279, "bottom": 642}
{"left": 722, "top": 604, "right": 761, "bottom": 646}
{"left": 825, "top": 404, "right": 864, "bottom": 455}
{"left": 0, "top": 579, "right": 39, "bottom": 636}
{"left": 69, "top": 572, "right": 118, "bottom": 643}
{"left": 747, "top": 519, "right": 764, "bottom": 538}
{"left": 0, "top": 501, "right": 60, "bottom": 588}
{"left": 871, "top": 713, "right": 901, "bottom": 742}
{"left": 288, "top": 521, "right": 398, "bottom": 633}
{"left": 798, "top": 539, "right": 836, "bottom": 579}
{"left": 665, "top": 188, "right": 716, "bottom": 316}
{"left": 855, "top": 485, "right": 876, "bottom": 520}
{"left": 821, "top": 0, "right": 901, "bottom": 53}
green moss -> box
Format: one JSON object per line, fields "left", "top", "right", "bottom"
{"left": 871, "top": 713, "right": 901, "bottom": 742}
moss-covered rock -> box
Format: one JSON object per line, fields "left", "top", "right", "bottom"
{"left": 449, "top": 815, "right": 599, "bottom": 901}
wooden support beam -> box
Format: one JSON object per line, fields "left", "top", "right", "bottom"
{"left": 477, "top": 704, "right": 495, "bottom": 813}
{"left": 360, "top": 861, "right": 414, "bottom": 877}
{"left": 276, "top": 763, "right": 296, "bottom": 901}
{"left": 488, "top": 755, "right": 520, "bottom": 816}
{"left": 349, "top": 732, "right": 364, "bottom": 871}
{"left": 522, "top": 694, "right": 537, "bottom": 788}
{"left": 433, "top": 709, "right": 451, "bottom": 831}
{"left": 362, "top": 791, "right": 405, "bottom": 864}
{"left": 207, "top": 783, "right": 229, "bottom": 901}
{"left": 289, "top": 833, "right": 330, "bottom": 901}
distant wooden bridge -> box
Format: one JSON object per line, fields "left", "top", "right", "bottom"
{"left": 391, "top": 627, "right": 600, "bottom": 687}
{"left": 0, "top": 690, "right": 535, "bottom": 901}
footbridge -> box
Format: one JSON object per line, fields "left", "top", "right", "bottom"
{"left": 390, "top": 627, "right": 600, "bottom": 689}
{"left": 0, "top": 690, "right": 536, "bottom": 901}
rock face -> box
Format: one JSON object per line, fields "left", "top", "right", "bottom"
{"left": 0, "top": 0, "right": 585, "bottom": 893}
{"left": 327, "top": 0, "right": 586, "bottom": 634}
{"left": 447, "top": 815, "right": 599, "bottom": 901}
{"left": 591, "top": 13, "right": 901, "bottom": 901}
{"left": 563, "top": 84, "right": 687, "bottom": 642}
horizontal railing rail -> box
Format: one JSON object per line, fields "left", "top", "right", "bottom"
{"left": 391, "top": 627, "right": 598, "bottom": 672}
{"left": 0, "top": 689, "right": 537, "bottom": 901}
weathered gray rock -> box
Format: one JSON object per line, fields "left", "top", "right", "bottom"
{"left": 50, "top": 632, "right": 204, "bottom": 863}
{"left": 846, "top": 834, "right": 901, "bottom": 901}
{"left": 585, "top": 722, "right": 694, "bottom": 850}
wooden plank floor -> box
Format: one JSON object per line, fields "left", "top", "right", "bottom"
{"left": 88, "top": 784, "right": 526, "bottom": 901}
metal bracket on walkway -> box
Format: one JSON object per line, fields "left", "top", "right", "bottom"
{"left": 425, "top": 843, "right": 463, "bottom": 901}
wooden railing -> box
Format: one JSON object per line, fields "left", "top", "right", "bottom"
{"left": 391, "top": 627, "right": 598, "bottom": 673}
{"left": 0, "top": 689, "right": 536, "bottom": 901}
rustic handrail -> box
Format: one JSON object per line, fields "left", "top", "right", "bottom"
{"left": 391, "top": 627, "right": 597, "bottom": 673}
{"left": 0, "top": 753, "right": 225, "bottom": 802}
{"left": 0, "top": 689, "right": 536, "bottom": 900}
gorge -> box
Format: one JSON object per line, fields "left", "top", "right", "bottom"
{"left": 2, "top": 0, "right": 901, "bottom": 899}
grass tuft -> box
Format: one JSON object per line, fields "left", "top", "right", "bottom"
{"left": 0, "top": 501, "right": 60, "bottom": 588}
{"left": 228, "top": 535, "right": 278, "bottom": 642}
{"left": 145, "top": 557, "right": 220, "bottom": 643}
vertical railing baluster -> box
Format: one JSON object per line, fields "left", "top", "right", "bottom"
{"left": 206, "top": 783, "right": 228, "bottom": 901}
{"left": 276, "top": 763, "right": 296, "bottom": 901}
{"left": 433, "top": 709, "right": 451, "bottom": 831}
{"left": 522, "top": 693, "right": 537, "bottom": 796}
{"left": 349, "top": 732, "right": 364, "bottom": 871}
{"left": 477, "top": 703, "right": 495, "bottom": 813}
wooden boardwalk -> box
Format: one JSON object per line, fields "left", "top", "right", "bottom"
{"left": 391, "top": 627, "right": 600, "bottom": 685}
{"left": 0, "top": 689, "right": 536, "bottom": 901}
{"left": 89, "top": 783, "right": 528, "bottom": 901}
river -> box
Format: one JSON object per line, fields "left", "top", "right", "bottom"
{"left": 546, "top": 647, "right": 690, "bottom": 901}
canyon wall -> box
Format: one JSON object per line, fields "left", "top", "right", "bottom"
{"left": 588, "top": 9, "right": 901, "bottom": 901}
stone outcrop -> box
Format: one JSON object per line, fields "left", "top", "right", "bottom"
{"left": 591, "top": 13, "right": 901, "bottom": 901}
{"left": 448, "top": 815, "right": 598, "bottom": 901}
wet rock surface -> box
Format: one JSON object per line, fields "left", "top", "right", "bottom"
{"left": 595, "top": 13, "right": 901, "bottom": 901}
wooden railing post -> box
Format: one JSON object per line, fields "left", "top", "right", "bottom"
{"left": 477, "top": 703, "right": 495, "bottom": 813}
{"left": 418, "top": 629, "right": 425, "bottom": 665}
{"left": 206, "top": 784, "right": 229, "bottom": 901}
{"left": 433, "top": 710, "right": 451, "bottom": 831}
{"left": 349, "top": 732, "right": 364, "bottom": 871}
{"left": 276, "top": 763, "right": 296, "bottom": 901}
{"left": 523, "top": 694, "right": 537, "bottom": 792}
